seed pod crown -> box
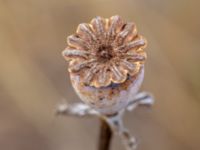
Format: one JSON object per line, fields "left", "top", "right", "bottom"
{"left": 63, "top": 15, "right": 147, "bottom": 88}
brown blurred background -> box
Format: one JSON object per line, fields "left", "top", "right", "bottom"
{"left": 0, "top": 0, "right": 200, "bottom": 150}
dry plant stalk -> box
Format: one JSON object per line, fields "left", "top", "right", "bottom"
{"left": 59, "top": 15, "right": 154, "bottom": 150}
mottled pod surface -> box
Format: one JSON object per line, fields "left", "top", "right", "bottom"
{"left": 63, "top": 15, "right": 147, "bottom": 114}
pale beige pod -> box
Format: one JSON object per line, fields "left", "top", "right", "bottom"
{"left": 62, "top": 15, "right": 147, "bottom": 115}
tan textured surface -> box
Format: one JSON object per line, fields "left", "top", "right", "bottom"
{"left": 63, "top": 15, "right": 146, "bottom": 88}
{"left": 0, "top": 0, "right": 200, "bottom": 150}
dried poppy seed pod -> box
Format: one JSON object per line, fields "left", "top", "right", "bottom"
{"left": 63, "top": 15, "right": 147, "bottom": 115}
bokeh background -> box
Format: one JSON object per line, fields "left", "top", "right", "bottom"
{"left": 0, "top": 0, "right": 200, "bottom": 150}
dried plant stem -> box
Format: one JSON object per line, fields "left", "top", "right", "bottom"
{"left": 56, "top": 91, "right": 154, "bottom": 150}
{"left": 98, "top": 118, "right": 113, "bottom": 150}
